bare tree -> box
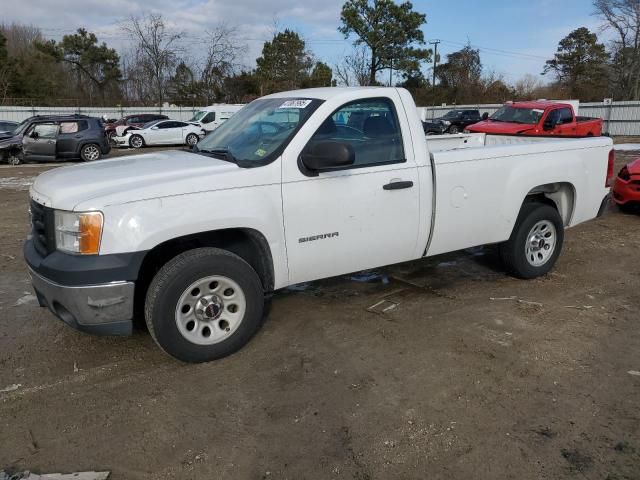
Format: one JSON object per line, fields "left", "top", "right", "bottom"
{"left": 593, "top": 0, "right": 640, "bottom": 99}
{"left": 334, "top": 46, "right": 370, "bottom": 86}
{"left": 198, "top": 25, "right": 246, "bottom": 103}
{"left": 121, "top": 14, "right": 182, "bottom": 105}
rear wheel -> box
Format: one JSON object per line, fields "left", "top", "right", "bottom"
{"left": 80, "top": 143, "right": 101, "bottom": 161}
{"left": 144, "top": 248, "right": 266, "bottom": 363}
{"left": 129, "top": 134, "right": 144, "bottom": 149}
{"left": 499, "top": 203, "right": 564, "bottom": 279}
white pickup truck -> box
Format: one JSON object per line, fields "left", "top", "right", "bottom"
{"left": 25, "top": 87, "right": 614, "bottom": 362}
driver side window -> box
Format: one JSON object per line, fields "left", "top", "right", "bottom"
{"left": 305, "top": 98, "right": 405, "bottom": 168}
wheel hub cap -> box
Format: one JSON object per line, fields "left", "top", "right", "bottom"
{"left": 175, "top": 275, "right": 246, "bottom": 346}
{"left": 525, "top": 220, "right": 557, "bottom": 267}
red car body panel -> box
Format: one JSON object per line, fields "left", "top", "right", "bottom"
{"left": 467, "top": 101, "right": 603, "bottom": 137}
{"left": 612, "top": 157, "right": 640, "bottom": 205}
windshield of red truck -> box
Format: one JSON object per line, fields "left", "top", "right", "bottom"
{"left": 490, "top": 106, "right": 544, "bottom": 125}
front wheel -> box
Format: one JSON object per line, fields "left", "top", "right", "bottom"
{"left": 144, "top": 248, "right": 265, "bottom": 363}
{"left": 499, "top": 203, "right": 564, "bottom": 279}
{"left": 129, "top": 134, "right": 144, "bottom": 149}
{"left": 185, "top": 133, "right": 199, "bottom": 146}
{"left": 448, "top": 125, "right": 460, "bottom": 134}
{"left": 80, "top": 143, "right": 101, "bottom": 161}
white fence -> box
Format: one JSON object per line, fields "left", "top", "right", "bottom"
{"left": 0, "top": 106, "right": 203, "bottom": 123}
{"left": 419, "top": 100, "right": 640, "bottom": 136}
{"left": 1, "top": 100, "right": 639, "bottom": 136}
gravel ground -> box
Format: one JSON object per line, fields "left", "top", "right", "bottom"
{"left": 0, "top": 146, "right": 639, "bottom": 479}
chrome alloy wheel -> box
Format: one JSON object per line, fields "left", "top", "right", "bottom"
{"left": 82, "top": 144, "right": 100, "bottom": 161}
{"left": 130, "top": 135, "right": 143, "bottom": 148}
{"left": 175, "top": 275, "right": 246, "bottom": 345}
{"left": 525, "top": 220, "right": 557, "bottom": 267}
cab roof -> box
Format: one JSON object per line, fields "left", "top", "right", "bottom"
{"left": 507, "top": 101, "right": 573, "bottom": 110}
{"left": 263, "top": 86, "right": 397, "bottom": 101}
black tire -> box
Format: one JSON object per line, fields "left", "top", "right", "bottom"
{"left": 7, "top": 152, "right": 22, "bottom": 165}
{"left": 107, "top": 131, "right": 117, "bottom": 144}
{"left": 618, "top": 202, "right": 639, "bottom": 214}
{"left": 499, "top": 202, "right": 564, "bottom": 279}
{"left": 448, "top": 125, "right": 460, "bottom": 134}
{"left": 185, "top": 133, "right": 199, "bottom": 146}
{"left": 144, "top": 247, "right": 265, "bottom": 363}
{"left": 80, "top": 143, "right": 101, "bottom": 161}
{"left": 129, "top": 134, "right": 144, "bottom": 149}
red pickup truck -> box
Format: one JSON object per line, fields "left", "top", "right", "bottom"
{"left": 466, "top": 101, "right": 602, "bottom": 137}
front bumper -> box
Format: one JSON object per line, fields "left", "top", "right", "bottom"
{"left": 29, "top": 268, "right": 134, "bottom": 335}
{"left": 24, "top": 238, "right": 147, "bottom": 336}
{"left": 612, "top": 176, "right": 640, "bottom": 205}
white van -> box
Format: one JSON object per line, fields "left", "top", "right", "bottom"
{"left": 189, "top": 104, "right": 245, "bottom": 132}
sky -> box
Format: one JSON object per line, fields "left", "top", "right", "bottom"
{"left": 1, "top": 0, "right": 611, "bottom": 84}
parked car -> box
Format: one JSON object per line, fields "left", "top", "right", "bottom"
{"left": 432, "top": 109, "right": 484, "bottom": 134}
{"left": 422, "top": 120, "right": 446, "bottom": 135}
{"left": 25, "top": 87, "right": 613, "bottom": 362}
{"left": 466, "top": 101, "right": 603, "bottom": 137}
{"left": 189, "top": 105, "right": 244, "bottom": 132}
{"left": 104, "top": 113, "right": 169, "bottom": 142}
{"left": 113, "top": 119, "right": 206, "bottom": 148}
{"left": 0, "top": 115, "right": 110, "bottom": 165}
{"left": 0, "top": 120, "right": 18, "bottom": 136}
{"left": 612, "top": 157, "right": 640, "bottom": 211}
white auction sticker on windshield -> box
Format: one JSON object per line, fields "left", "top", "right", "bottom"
{"left": 278, "top": 99, "right": 312, "bottom": 109}
{"left": 533, "top": 109, "right": 544, "bottom": 113}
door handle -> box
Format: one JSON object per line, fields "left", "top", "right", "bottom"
{"left": 47, "top": 140, "right": 55, "bottom": 144}
{"left": 383, "top": 180, "right": 413, "bottom": 190}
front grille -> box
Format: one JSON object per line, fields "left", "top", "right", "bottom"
{"left": 30, "top": 200, "right": 55, "bottom": 256}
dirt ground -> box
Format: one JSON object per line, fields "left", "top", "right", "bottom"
{"left": 1, "top": 146, "right": 639, "bottom": 479}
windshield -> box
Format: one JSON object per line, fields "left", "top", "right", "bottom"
{"left": 490, "top": 106, "right": 544, "bottom": 125}
{"left": 190, "top": 111, "right": 208, "bottom": 122}
{"left": 9, "top": 119, "right": 30, "bottom": 136}
{"left": 442, "top": 110, "right": 463, "bottom": 119}
{"left": 143, "top": 120, "right": 161, "bottom": 129}
{"left": 195, "top": 98, "right": 322, "bottom": 166}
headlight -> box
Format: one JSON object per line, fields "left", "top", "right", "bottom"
{"left": 54, "top": 210, "right": 103, "bottom": 255}
{"left": 441, "top": 120, "right": 451, "bottom": 126}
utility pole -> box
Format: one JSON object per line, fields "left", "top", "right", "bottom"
{"left": 430, "top": 40, "right": 441, "bottom": 89}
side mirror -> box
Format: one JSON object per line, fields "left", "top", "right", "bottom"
{"left": 543, "top": 119, "right": 555, "bottom": 131}
{"left": 30, "top": 131, "right": 39, "bottom": 139}
{"left": 300, "top": 141, "right": 355, "bottom": 172}
{"left": 151, "top": 126, "right": 158, "bottom": 130}
{"left": 482, "top": 112, "right": 489, "bottom": 120}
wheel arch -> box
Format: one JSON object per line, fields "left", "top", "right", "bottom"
{"left": 134, "top": 228, "right": 275, "bottom": 321}
{"left": 522, "top": 181, "right": 576, "bottom": 227}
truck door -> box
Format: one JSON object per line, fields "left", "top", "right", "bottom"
{"left": 22, "top": 123, "right": 59, "bottom": 161}
{"left": 281, "top": 96, "right": 421, "bottom": 285}
{"left": 554, "top": 107, "right": 577, "bottom": 136}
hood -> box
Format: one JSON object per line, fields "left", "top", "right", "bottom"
{"left": 30, "top": 150, "right": 279, "bottom": 211}
{"left": 0, "top": 133, "right": 21, "bottom": 148}
{"left": 626, "top": 157, "right": 640, "bottom": 175}
{"left": 466, "top": 120, "right": 538, "bottom": 135}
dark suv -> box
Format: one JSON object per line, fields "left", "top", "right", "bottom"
{"left": 104, "top": 114, "right": 169, "bottom": 142}
{"left": 433, "top": 109, "right": 484, "bottom": 134}
{"left": 0, "top": 115, "right": 110, "bottom": 165}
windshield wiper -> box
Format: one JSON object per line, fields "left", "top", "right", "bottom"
{"left": 197, "top": 148, "right": 237, "bottom": 164}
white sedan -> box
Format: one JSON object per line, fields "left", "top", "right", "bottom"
{"left": 113, "top": 120, "right": 206, "bottom": 148}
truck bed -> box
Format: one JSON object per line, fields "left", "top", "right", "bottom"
{"left": 423, "top": 133, "right": 612, "bottom": 256}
